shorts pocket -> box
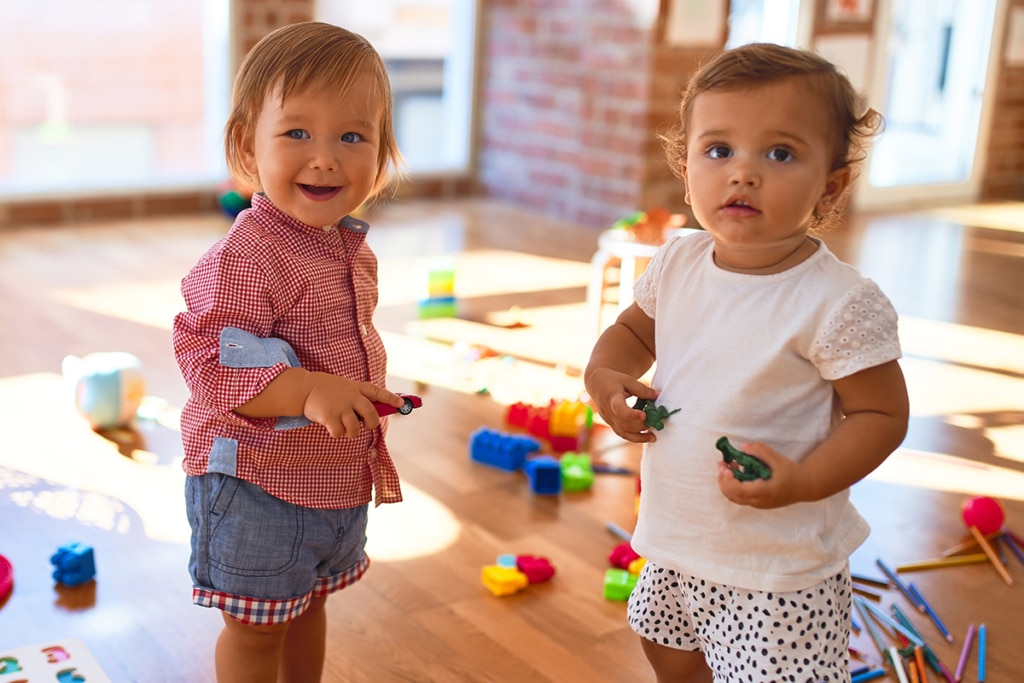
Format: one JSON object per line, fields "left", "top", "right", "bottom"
{"left": 207, "top": 478, "right": 302, "bottom": 577}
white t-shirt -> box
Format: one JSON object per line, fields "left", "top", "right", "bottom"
{"left": 631, "top": 231, "right": 901, "bottom": 592}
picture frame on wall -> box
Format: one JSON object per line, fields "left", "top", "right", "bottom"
{"left": 816, "top": 0, "right": 876, "bottom": 34}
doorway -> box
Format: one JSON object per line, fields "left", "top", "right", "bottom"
{"left": 858, "top": 0, "right": 1002, "bottom": 209}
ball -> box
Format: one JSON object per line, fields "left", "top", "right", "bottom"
{"left": 63, "top": 352, "right": 147, "bottom": 429}
{"left": 960, "top": 496, "right": 1005, "bottom": 535}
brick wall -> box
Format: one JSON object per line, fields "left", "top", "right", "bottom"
{"left": 980, "top": 0, "right": 1024, "bottom": 200}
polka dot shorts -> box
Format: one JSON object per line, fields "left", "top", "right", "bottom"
{"left": 628, "top": 561, "right": 852, "bottom": 682}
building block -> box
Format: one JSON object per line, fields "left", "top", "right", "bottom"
{"left": 560, "top": 452, "right": 595, "bottom": 492}
{"left": 516, "top": 555, "right": 555, "bottom": 584}
{"left": 50, "top": 543, "right": 95, "bottom": 587}
{"left": 603, "top": 568, "right": 638, "bottom": 601}
{"left": 497, "top": 553, "right": 518, "bottom": 568}
{"left": 608, "top": 542, "right": 641, "bottom": 570}
{"left": 482, "top": 565, "right": 529, "bottom": 596}
{"left": 524, "top": 455, "right": 562, "bottom": 494}
{"left": 628, "top": 557, "right": 647, "bottom": 575}
{"left": 469, "top": 428, "right": 540, "bottom": 471}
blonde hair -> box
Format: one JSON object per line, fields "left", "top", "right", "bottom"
{"left": 663, "top": 43, "right": 882, "bottom": 223}
{"left": 224, "top": 22, "right": 401, "bottom": 198}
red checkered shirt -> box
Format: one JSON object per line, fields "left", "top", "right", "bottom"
{"left": 173, "top": 193, "right": 402, "bottom": 508}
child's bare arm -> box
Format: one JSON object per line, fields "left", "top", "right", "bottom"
{"left": 235, "top": 367, "right": 404, "bottom": 438}
{"left": 719, "top": 360, "right": 909, "bottom": 508}
{"left": 584, "top": 303, "right": 661, "bottom": 443}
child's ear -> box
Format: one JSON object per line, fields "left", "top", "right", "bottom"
{"left": 680, "top": 163, "right": 691, "bottom": 205}
{"left": 817, "top": 165, "right": 852, "bottom": 216}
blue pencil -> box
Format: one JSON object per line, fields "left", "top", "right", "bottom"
{"left": 908, "top": 582, "right": 954, "bottom": 643}
{"left": 859, "top": 598, "right": 924, "bottom": 647}
{"left": 850, "top": 667, "right": 887, "bottom": 682}
{"left": 1003, "top": 530, "right": 1024, "bottom": 566}
{"left": 891, "top": 603, "right": 942, "bottom": 673}
{"left": 978, "top": 623, "right": 987, "bottom": 681}
{"left": 876, "top": 558, "right": 923, "bottom": 610}
{"left": 605, "top": 521, "right": 633, "bottom": 541}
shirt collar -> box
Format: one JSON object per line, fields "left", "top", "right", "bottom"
{"left": 250, "top": 193, "right": 371, "bottom": 235}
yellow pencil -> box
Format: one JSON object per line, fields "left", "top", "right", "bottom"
{"left": 896, "top": 553, "right": 990, "bottom": 572}
{"left": 969, "top": 525, "right": 1014, "bottom": 585}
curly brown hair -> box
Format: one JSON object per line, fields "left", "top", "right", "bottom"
{"left": 224, "top": 22, "right": 403, "bottom": 199}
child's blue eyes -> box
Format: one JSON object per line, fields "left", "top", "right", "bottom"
{"left": 284, "top": 130, "right": 364, "bottom": 143}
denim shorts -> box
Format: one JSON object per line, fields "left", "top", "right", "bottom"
{"left": 185, "top": 472, "right": 369, "bottom": 625}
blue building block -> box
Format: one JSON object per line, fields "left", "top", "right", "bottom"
{"left": 470, "top": 428, "right": 540, "bottom": 471}
{"left": 50, "top": 542, "right": 96, "bottom": 587}
{"left": 524, "top": 455, "right": 562, "bottom": 495}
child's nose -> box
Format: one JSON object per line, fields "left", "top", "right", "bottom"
{"left": 310, "top": 143, "right": 339, "bottom": 171}
{"left": 729, "top": 159, "right": 761, "bottom": 187}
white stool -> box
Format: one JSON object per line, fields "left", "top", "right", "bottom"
{"left": 586, "top": 228, "right": 697, "bottom": 343}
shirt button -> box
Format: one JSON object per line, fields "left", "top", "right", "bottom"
{"left": 368, "top": 447, "right": 378, "bottom": 460}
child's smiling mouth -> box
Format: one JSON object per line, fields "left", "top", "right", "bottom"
{"left": 299, "top": 184, "right": 341, "bottom": 200}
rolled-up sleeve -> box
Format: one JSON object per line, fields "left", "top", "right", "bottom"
{"left": 173, "top": 248, "right": 289, "bottom": 429}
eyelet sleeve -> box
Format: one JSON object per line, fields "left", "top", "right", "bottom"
{"left": 809, "top": 280, "right": 901, "bottom": 380}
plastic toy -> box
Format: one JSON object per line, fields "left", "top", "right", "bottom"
{"left": 417, "top": 258, "right": 457, "bottom": 319}
{"left": 497, "top": 553, "right": 518, "bottom": 568}
{"left": 608, "top": 542, "right": 641, "bottom": 570}
{"left": 632, "top": 397, "right": 680, "bottom": 431}
{"left": 961, "top": 496, "right": 1005, "bottom": 535}
{"left": 716, "top": 436, "right": 772, "bottom": 481}
{"left": 469, "top": 428, "right": 541, "bottom": 471}
{"left": 373, "top": 394, "right": 422, "bottom": 417}
{"left": 62, "top": 352, "right": 146, "bottom": 429}
{"left": 516, "top": 555, "right": 555, "bottom": 583}
{"left": 560, "top": 453, "right": 595, "bottom": 492}
{"left": 0, "top": 553, "right": 12, "bottom": 602}
{"left": 506, "top": 400, "right": 591, "bottom": 452}
{"left": 603, "top": 568, "right": 638, "bottom": 601}
{"left": 50, "top": 543, "right": 95, "bottom": 587}
{"left": 481, "top": 565, "right": 529, "bottom": 596}
{"left": 216, "top": 178, "right": 252, "bottom": 218}
{"left": 628, "top": 557, "right": 646, "bottom": 575}
{"left": 524, "top": 455, "right": 562, "bottom": 495}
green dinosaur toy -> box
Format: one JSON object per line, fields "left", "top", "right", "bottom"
{"left": 632, "top": 397, "right": 681, "bottom": 431}
{"left": 716, "top": 436, "right": 772, "bottom": 481}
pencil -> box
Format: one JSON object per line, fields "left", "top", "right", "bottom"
{"left": 853, "top": 584, "right": 884, "bottom": 601}
{"left": 890, "top": 645, "right": 910, "bottom": 683}
{"left": 851, "top": 572, "right": 891, "bottom": 588}
{"left": 877, "top": 558, "right": 923, "bottom": 610}
{"left": 854, "top": 595, "right": 888, "bottom": 660}
{"left": 908, "top": 659, "right": 920, "bottom": 683}
{"left": 860, "top": 598, "right": 924, "bottom": 647}
{"left": 915, "top": 646, "right": 929, "bottom": 683}
{"left": 851, "top": 668, "right": 887, "bottom": 683}
{"left": 896, "top": 554, "right": 989, "bottom": 572}
{"left": 977, "top": 623, "right": 987, "bottom": 682}
{"left": 605, "top": 521, "right": 632, "bottom": 541}
{"left": 908, "top": 583, "right": 954, "bottom": 643}
{"left": 955, "top": 624, "right": 975, "bottom": 682}
{"left": 1003, "top": 530, "right": 1024, "bottom": 567}
{"left": 969, "top": 525, "right": 1014, "bottom": 585}
{"left": 892, "top": 604, "right": 952, "bottom": 679}
{"left": 940, "top": 531, "right": 1000, "bottom": 557}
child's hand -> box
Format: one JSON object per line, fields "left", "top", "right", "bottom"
{"left": 587, "top": 369, "right": 660, "bottom": 443}
{"left": 303, "top": 374, "right": 404, "bottom": 439}
{"left": 716, "top": 442, "right": 810, "bottom": 509}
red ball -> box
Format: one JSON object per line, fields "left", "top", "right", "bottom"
{"left": 961, "top": 496, "right": 1005, "bottom": 535}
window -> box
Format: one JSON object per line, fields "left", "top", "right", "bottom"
{"left": 0, "top": 0, "right": 230, "bottom": 198}
{"left": 317, "top": 0, "right": 477, "bottom": 175}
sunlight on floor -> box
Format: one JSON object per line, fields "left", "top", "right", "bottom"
{"left": 924, "top": 201, "right": 1024, "bottom": 234}
{"left": 365, "top": 483, "right": 462, "bottom": 561}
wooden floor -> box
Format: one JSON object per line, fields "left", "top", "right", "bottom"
{"left": 0, "top": 197, "right": 1022, "bottom": 682}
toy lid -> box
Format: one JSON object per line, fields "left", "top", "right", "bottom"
{"left": 0, "top": 554, "right": 12, "bottom": 601}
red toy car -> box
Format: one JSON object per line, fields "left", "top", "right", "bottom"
{"left": 374, "top": 394, "right": 422, "bottom": 417}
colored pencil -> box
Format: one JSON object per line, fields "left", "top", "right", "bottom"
{"left": 605, "top": 521, "right": 632, "bottom": 541}
{"left": 853, "top": 584, "right": 884, "bottom": 601}
{"left": 908, "top": 583, "right": 954, "bottom": 643}
{"left": 955, "top": 624, "right": 975, "bottom": 682}
{"left": 1003, "top": 530, "right": 1024, "bottom": 566}
{"left": 969, "top": 525, "right": 1014, "bottom": 585}
{"left": 852, "top": 572, "right": 891, "bottom": 588}
{"left": 860, "top": 598, "right": 924, "bottom": 647}
{"left": 877, "top": 558, "right": 923, "bottom": 610}
{"left": 891, "top": 604, "right": 944, "bottom": 675}
{"left": 854, "top": 594, "right": 888, "bottom": 660}
{"left": 915, "top": 646, "right": 929, "bottom": 683}
{"left": 851, "top": 668, "right": 887, "bottom": 683}
{"left": 896, "top": 554, "right": 989, "bottom": 572}
{"left": 940, "top": 531, "right": 1000, "bottom": 557}
{"left": 977, "top": 623, "right": 987, "bottom": 682}
{"left": 890, "top": 646, "right": 910, "bottom": 683}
